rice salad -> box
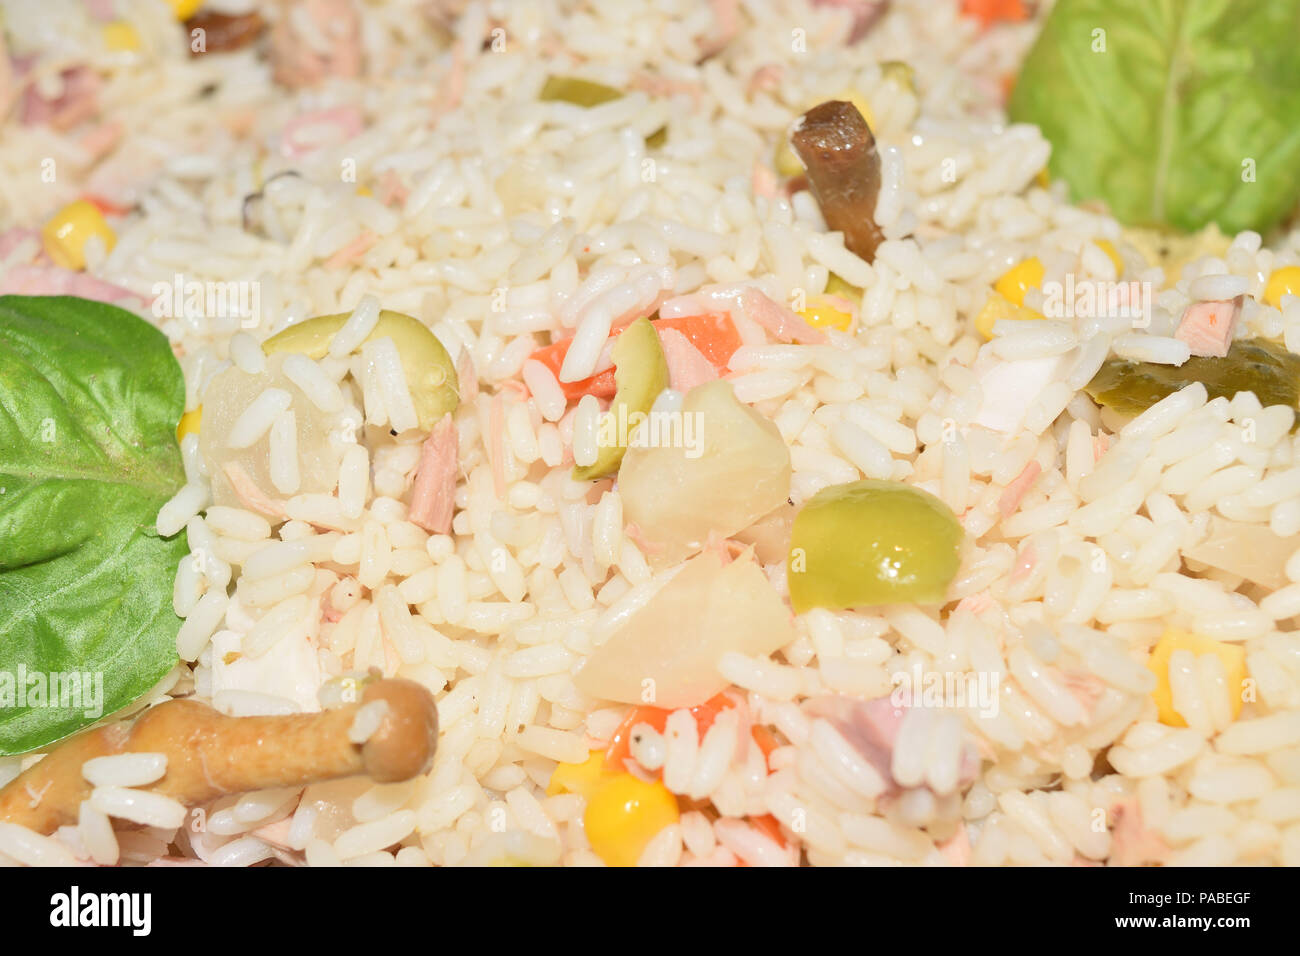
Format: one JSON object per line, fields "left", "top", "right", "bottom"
{"left": 2, "top": 0, "right": 1300, "bottom": 868}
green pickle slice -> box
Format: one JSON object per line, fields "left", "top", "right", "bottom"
{"left": 572, "top": 316, "right": 669, "bottom": 481}
{"left": 1086, "top": 338, "right": 1300, "bottom": 424}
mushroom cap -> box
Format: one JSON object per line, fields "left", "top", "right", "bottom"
{"left": 359, "top": 679, "right": 439, "bottom": 783}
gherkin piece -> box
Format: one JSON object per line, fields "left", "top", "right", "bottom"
{"left": 572, "top": 317, "right": 669, "bottom": 481}
{"left": 539, "top": 75, "right": 623, "bottom": 107}
{"left": 1085, "top": 338, "right": 1300, "bottom": 426}
{"left": 787, "top": 479, "right": 963, "bottom": 613}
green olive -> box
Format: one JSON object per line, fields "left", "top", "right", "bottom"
{"left": 539, "top": 75, "right": 623, "bottom": 108}
{"left": 262, "top": 309, "right": 458, "bottom": 431}
{"left": 824, "top": 272, "right": 862, "bottom": 301}
{"left": 787, "top": 479, "right": 963, "bottom": 613}
{"left": 879, "top": 61, "right": 916, "bottom": 95}
{"left": 1085, "top": 338, "right": 1300, "bottom": 426}
{"left": 540, "top": 75, "right": 666, "bottom": 148}
{"left": 573, "top": 316, "right": 669, "bottom": 481}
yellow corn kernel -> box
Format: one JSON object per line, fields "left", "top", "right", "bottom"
{"left": 164, "top": 0, "right": 203, "bottom": 20}
{"left": 774, "top": 140, "right": 803, "bottom": 179}
{"left": 103, "top": 21, "right": 140, "bottom": 52}
{"left": 1147, "top": 628, "right": 1247, "bottom": 728}
{"left": 974, "top": 292, "right": 1044, "bottom": 341}
{"left": 1264, "top": 266, "right": 1300, "bottom": 309}
{"left": 355, "top": 185, "right": 374, "bottom": 198}
{"left": 583, "top": 773, "right": 679, "bottom": 867}
{"left": 1095, "top": 239, "right": 1123, "bottom": 276}
{"left": 1034, "top": 168, "right": 1050, "bottom": 189}
{"left": 993, "top": 256, "right": 1045, "bottom": 307}
{"left": 176, "top": 406, "right": 202, "bottom": 443}
{"left": 41, "top": 199, "right": 116, "bottom": 271}
{"left": 801, "top": 296, "right": 853, "bottom": 332}
{"left": 546, "top": 750, "right": 609, "bottom": 798}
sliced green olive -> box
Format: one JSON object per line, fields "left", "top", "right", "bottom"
{"left": 825, "top": 272, "right": 862, "bottom": 300}
{"left": 540, "top": 75, "right": 666, "bottom": 148}
{"left": 539, "top": 75, "right": 622, "bottom": 108}
{"left": 573, "top": 316, "right": 669, "bottom": 481}
{"left": 1085, "top": 338, "right": 1300, "bottom": 426}
{"left": 879, "top": 61, "right": 916, "bottom": 95}
{"left": 787, "top": 479, "right": 963, "bottom": 613}
{"left": 262, "top": 309, "right": 458, "bottom": 430}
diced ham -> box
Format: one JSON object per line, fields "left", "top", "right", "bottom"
{"left": 746, "top": 64, "right": 784, "bottom": 97}
{"left": 938, "top": 822, "right": 972, "bottom": 866}
{"left": 1175, "top": 295, "right": 1241, "bottom": 358}
{"left": 323, "top": 230, "right": 377, "bottom": 269}
{"left": 697, "top": 0, "right": 740, "bottom": 60}
{"left": 751, "top": 160, "right": 779, "bottom": 200}
{"left": 628, "top": 71, "right": 704, "bottom": 105}
{"left": 85, "top": 0, "right": 117, "bottom": 21}
{"left": 0, "top": 264, "right": 145, "bottom": 306}
{"left": 78, "top": 120, "right": 122, "bottom": 162}
{"left": 0, "top": 228, "right": 41, "bottom": 265}
{"left": 810, "top": 0, "right": 891, "bottom": 43}
{"left": 738, "top": 287, "right": 827, "bottom": 345}
{"left": 376, "top": 169, "right": 409, "bottom": 207}
{"left": 270, "top": 0, "right": 362, "bottom": 88}
{"left": 803, "top": 694, "right": 980, "bottom": 796}
{"left": 20, "top": 66, "right": 101, "bottom": 130}
{"left": 280, "top": 105, "right": 363, "bottom": 158}
{"left": 408, "top": 413, "right": 459, "bottom": 534}
{"left": 657, "top": 327, "right": 718, "bottom": 393}
{"left": 455, "top": 347, "right": 479, "bottom": 404}
{"left": 222, "top": 462, "right": 288, "bottom": 519}
{"left": 997, "top": 459, "right": 1041, "bottom": 518}
{"left": 803, "top": 694, "right": 905, "bottom": 788}
{"left": 1108, "top": 798, "right": 1168, "bottom": 866}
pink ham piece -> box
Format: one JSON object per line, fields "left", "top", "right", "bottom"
{"left": 408, "top": 413, "right": 459, "bottom": 534}
{"left": 657, "top": 327, "right": 718, "bottom": 393}
{"left": 0, "top": 265, "right": 146, "bottom": 307}
{"left": 270, "top": 0, "right": 362, "bottom": 88}
{"left": 0, "top": 228, "right": 41, "bottom": 264}
{"left": 1175, "top": 295, "right": 1241, "bottom": 358}
{"left": 738, "top": 287, "right": 827, "bottom": 345}
{"left": 811, "top": 0, "right": 890, "bottom": 43}
{"left": 280, "top": 105, "right": 364, "bottom": 158}
{"left": 997, "top": 459, "right": 1041, "bottom": 518}
{"left": 20, "top": 66, "right": 101, "bottom": 130}
{"left": 803, "top": 694, "right": 979, "bottom": 796}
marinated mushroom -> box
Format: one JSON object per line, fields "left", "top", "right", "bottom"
{"left": 790, "top": 99, "right": 887, "bottom": 263}
{"left": 0, "top": 679, "right": 438, "bottom": 835}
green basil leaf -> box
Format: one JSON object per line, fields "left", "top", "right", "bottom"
{"left": 1009, "top": 0, "right": 1300, "bottom": 234}
{"left": 0, "top": 295, "right": 188, "bottom": 755}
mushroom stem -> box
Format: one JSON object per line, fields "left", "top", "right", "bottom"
{"left": 0, "top": 679, "right": 438, "bottom": 835}
{"left": 790, "top": 99, "right": 886, "bottom": 263}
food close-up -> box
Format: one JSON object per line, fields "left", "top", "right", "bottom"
{"left": 2, "top": 0, "right": 1300, "bottom": 876}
